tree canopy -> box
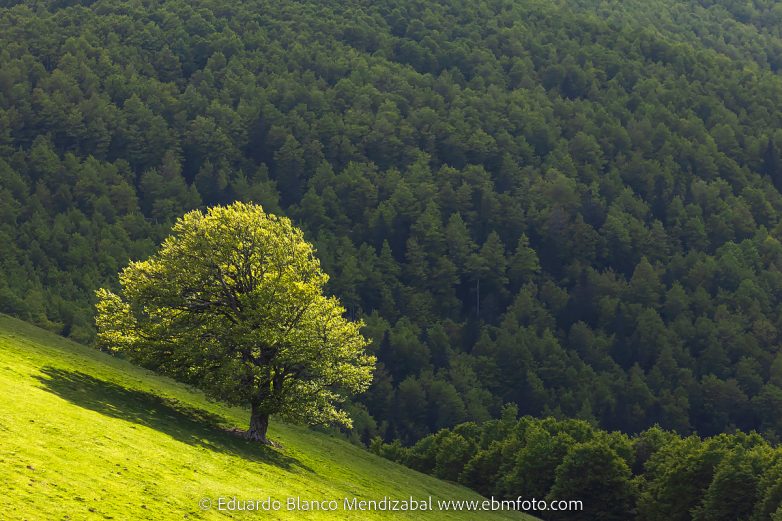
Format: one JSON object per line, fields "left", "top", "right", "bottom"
{"left": 95, "top": 202, "right": 375, "bottom": 444}
{"left": 374, "top": 412, "right": 782, "bottom": 520}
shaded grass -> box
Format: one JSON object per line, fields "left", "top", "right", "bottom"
{"left": 33, "top": 367, "right": 307, "bottom": 471}
{"left": 0, "top": 314, "right": 533, "bottom": 520}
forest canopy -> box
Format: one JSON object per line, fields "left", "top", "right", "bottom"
{"left": 3, "top": 0, "right": 782, "bottom": 445}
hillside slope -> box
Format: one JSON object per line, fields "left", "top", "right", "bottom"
{"left": 0, "top": 314, "right": 531, "bottom": 520}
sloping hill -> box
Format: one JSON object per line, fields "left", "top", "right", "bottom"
{"left": 0, "top": 314, "right": 532, "bottom": 520}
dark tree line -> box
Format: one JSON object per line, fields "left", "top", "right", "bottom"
{"left": 374, "top": 410, "right": 782, "bottom": 520}
{"left": 4, "top": 0, "right": 782, "bottom": 445}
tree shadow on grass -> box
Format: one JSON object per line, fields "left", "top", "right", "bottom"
{"left": 34, "top": 366, "right": 311, "bottom": 472}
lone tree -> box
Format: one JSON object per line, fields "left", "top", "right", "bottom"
{"left": 95, "top": 202, "right": 375, "bottom": 445}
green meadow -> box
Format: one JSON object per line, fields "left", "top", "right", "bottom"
{"left": 0, "top": 314, "right": 532, "bottom": 520}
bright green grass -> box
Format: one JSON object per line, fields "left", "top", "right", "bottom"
{"left": 0, "top": 314, "right": 533, "bottom": 521}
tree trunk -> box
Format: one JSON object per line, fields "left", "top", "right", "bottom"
{"left": 246, "top": 402, "right": 271, "bottom": 445}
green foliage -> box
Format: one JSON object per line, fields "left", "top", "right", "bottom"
{"left": 376, "top": 415, "right": 782, "bottom": 521}
{"left": 548, "top": 441, "right": 636, "bottom": 521}
{"left": 95, "top": 202, "right": 375, "bottom": 443}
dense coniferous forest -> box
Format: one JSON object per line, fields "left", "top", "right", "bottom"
{"left": 5, "top": 0, "right": 782, "bottom": 450}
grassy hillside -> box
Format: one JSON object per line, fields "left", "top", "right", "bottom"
{"left": 0, "top": 314, "right": 531, "bottom": 521}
